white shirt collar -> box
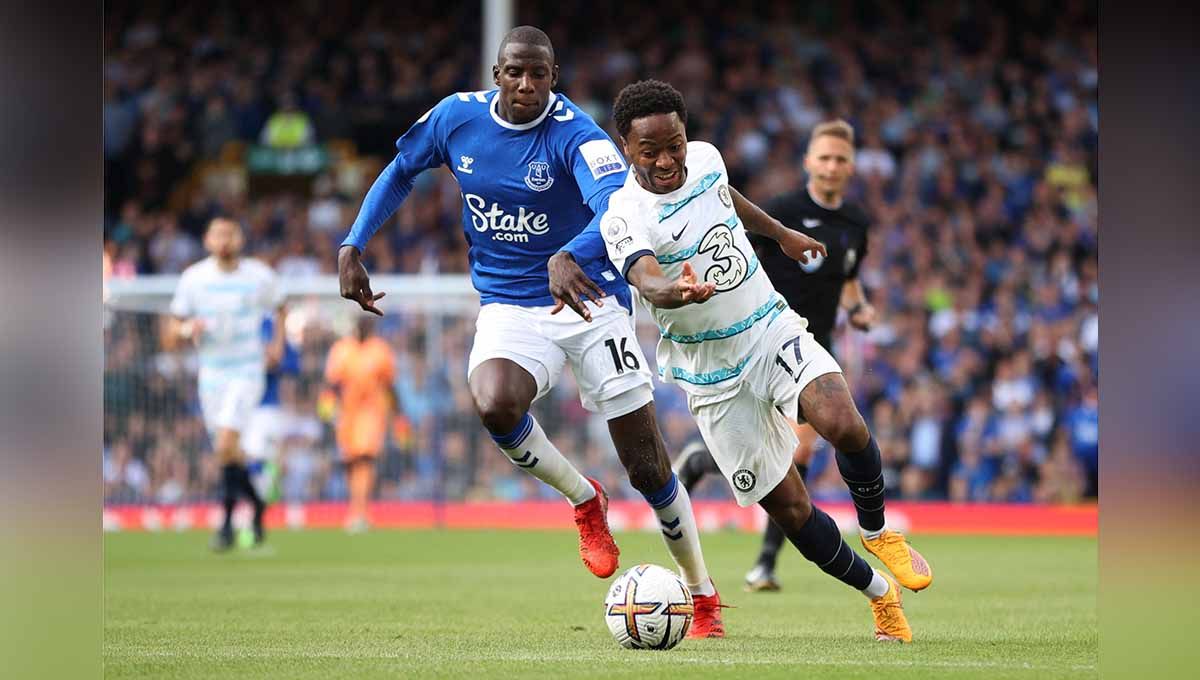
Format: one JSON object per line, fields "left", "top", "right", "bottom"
{"left": 489, "top": 91, "right": 558, "bottom": 130}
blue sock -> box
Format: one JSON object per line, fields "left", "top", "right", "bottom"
{"left": 787, "top": 505, "right": 874, "bottom": 590}
{"left": 489, "top": 413, "right": 535, "bottom": 449}
{"left": 835, "top": 436, "right": 886, "bottom": 532}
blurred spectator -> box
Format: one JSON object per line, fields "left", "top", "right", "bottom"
{"left": 199, "top": 95, "right": 238, "bottom": 159}
{"left": 1067, "top": 384, "right": 1099, "bottom": 495}
{"left": 307, "top": 174, "right": 349, "bottom": 238}
{"left": 260, "top": 91, "right": 315, "bottom": 149}
{"left": 148, "top": 216, "right": 201, "bottom": 273}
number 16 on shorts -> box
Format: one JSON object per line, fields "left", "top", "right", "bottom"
{"left": 604, "top": 337, "right": 641, "bottom": 375}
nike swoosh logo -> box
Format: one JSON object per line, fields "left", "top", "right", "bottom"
{"left": 671, "top": 222, "right": 689, "bottom": 240}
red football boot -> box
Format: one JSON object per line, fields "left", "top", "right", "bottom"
{"left": 687, "top": 582, "right": 727, "bottom": 639}
{"left": 573, "top": 477, "right": 619, "bottom": 578}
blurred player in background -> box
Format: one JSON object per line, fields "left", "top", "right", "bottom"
{"left": 324, "top": 316, "right": 397, "bottom": 533}
{"left": 674, "top": 120, "right": 883, "bottom": 592}
{"left": 338, "top": 26, "right": 724, "bottom": 637}
{"left": 169, "top": 217, "right": 285, "bottom": 551}
{"left": 242, "top": 315, "right": 301, "bottom": 512}
{"left": 598, "top": 80, "right": 927, "bottom": 641}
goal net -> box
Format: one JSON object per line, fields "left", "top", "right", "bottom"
{"left": 102, "top": 274, "right": 711, "bottom": 509}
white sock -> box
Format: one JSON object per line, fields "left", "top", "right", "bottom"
{"left": 494, "top": 414, "right": 595, "bottom": 506}
{"left": 861, "top": 524, "right": 888, "bottom": 541}
{"left": 861, "top": 569, "right": 890, "bottom": 599}
{"left": 645, "top": 473, "right": 713, "bottom": 596}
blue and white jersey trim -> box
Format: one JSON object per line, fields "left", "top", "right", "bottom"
{"left": 659, "top": 354, "right": 756, "bottom": 386}
{"left": 657, "top": 172, "right": 721, "bottom": 222}
{"left": 660, "top": 296, "right": 785, "bottom": 344}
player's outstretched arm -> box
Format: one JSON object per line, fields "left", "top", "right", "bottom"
{"left": 625, "top": 258, "right": 715, "bottom": 309}
{"left": 729, "top": 186, "right": 827, "bottom": 264}
{"left": 338, "top": 95, "right": 454, "bottom": 314}
{"left": 554, "top": 121, "right": 631, "bottom": 320}
{"left": 551, "top": 205, "right": 610, "bottom": 322}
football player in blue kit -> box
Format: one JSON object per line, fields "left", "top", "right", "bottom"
{"left": 337, "top": 26, "right": 723, "bottom": 638}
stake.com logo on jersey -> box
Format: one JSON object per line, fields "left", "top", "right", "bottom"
{"left": 464, "top": 194, "right": 551, "bottom": 242}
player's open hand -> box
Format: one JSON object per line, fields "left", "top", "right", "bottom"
{"left": 779, "top": 229, "right": 827, "bottom": 265}
{"left": 548, "top": 251, "right": 605, "bottom": 322}
{"left": 675, "top": 262, "right": 716, "bottom": 305}
{"left": 338, "top": 245, "right": 385, "bottom": 316}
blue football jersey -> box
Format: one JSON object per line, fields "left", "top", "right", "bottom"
{"left": 343, "top": 90, "right": 630, "bottom": 309}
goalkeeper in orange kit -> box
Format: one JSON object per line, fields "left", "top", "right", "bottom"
{"left": 323, "top": 317, "right": 398, "bottom": 532}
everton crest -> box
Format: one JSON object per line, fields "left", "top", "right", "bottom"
{"left": 524, "top": 161, "right": 555, "bottom": 192}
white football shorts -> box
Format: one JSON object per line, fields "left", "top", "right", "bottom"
{"left": 241, "top": 403, "right": 285, "bottom": 461}
{"left": 686, "top": 308, "right": 842, "bottom": 506}
{"left": 197, "top": 371, "right": 266, "bottom": 439}
{"left": 467, "top": 300, "right": 653, "bottom": 419}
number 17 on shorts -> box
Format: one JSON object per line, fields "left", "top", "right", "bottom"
{"left": 774, "top": 336, "right": 805, "bottom": 383}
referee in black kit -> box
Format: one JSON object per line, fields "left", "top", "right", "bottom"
{"left": 674, "top": 119, "right": 877, "bottom": 592}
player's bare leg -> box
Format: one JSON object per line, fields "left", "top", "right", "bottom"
{"left": 345, "top": 456, "right": 377, "bottom": 533}
{"left": 211, "top": 428, "right": 265, "bottom": 551}
{"left": 758, "top": 463, "right": 911, "bottom": 641}
{"left": 675, "top": 423, "right": 820, "bottom": 593}
{"left": 470, "top": 358, "right": 616, "bottom": 577}
{"left": 609, "top": 402, "right": 723, "bottom": 638}
{"left": 745, "top": 422, "right": 821, "bottom": 591}
{"left": 799, "top": 373, "right": 932, "bottom": 591}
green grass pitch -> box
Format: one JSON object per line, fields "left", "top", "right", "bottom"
{"left": 104, "top": 529, "right": 1096, "bottom": 679}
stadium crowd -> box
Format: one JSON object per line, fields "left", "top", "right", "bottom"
{"left": 103, "top": 0, "right": 1099, "bottom": 507}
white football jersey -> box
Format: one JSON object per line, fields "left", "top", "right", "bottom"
{"left": 603, "top": 141, "right": 800, "bottom": 397}
{"left": 169, "top": 256, "right": 282, "bottom": 379}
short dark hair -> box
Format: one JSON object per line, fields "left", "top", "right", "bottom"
{"left": 613, "top": 79, "right": 688, "bottom": 137}
{"left": 497, "top": 25, "right": 555, "bottom": 63}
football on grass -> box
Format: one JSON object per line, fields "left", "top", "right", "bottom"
{"left": 604, "top": 564, "right": 693, "bottom": 650}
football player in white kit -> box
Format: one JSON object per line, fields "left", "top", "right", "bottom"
{"left": 598, "top": 80, "right": 916, "bottom": 642}
{"left": 170, "top": 218, "right": 286, "bottom": 551}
